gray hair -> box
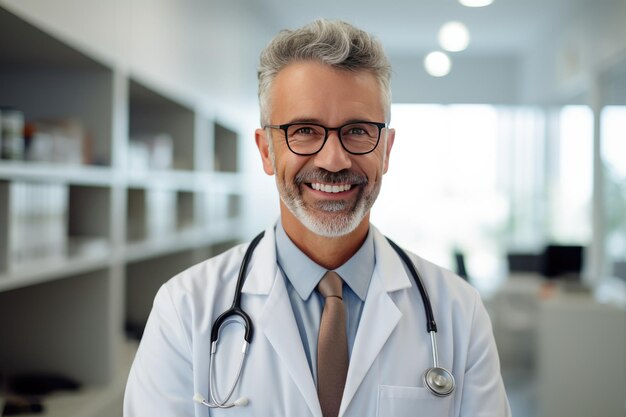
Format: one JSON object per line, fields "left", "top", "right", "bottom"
{"left": 257, "top": 19, "right": 392, "bottom": 125}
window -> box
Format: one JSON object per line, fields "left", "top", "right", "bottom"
{"left": 601, "top": 106, "right": 626, "bottom": 277}
{"left": 373, "top": 104, "right": 593, "bottom": 294}
{"left": 548, "top": 106, "right": 594, "bottom": 243}
{"left": 373, "top": 104, "right": 509, "bottom": 294}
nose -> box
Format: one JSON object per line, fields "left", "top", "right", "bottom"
{"left": 313, "top": 131, "right": 352, "bottom": 172}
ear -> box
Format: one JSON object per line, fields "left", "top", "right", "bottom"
{"left": 382, "top": 128, "right": 395, "bottom": 174}
{"left": 255, "top": 128, "right": 275, "bottom": 175}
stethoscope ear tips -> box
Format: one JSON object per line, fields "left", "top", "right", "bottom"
{"left": 423, "top": 367, "right": 455, "bottom": 397}
{"left": 233, "top": 397, "right": 249, "bottom": 406}
{"left": 193, "top": 393, "right": 208, "bottom": 405}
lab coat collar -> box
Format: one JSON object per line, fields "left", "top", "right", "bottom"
{"left": 241, "top": 224, "right": 407, "bottom": 296}
{"left": 369, "top": 224, "right": 413, "bottom": 293}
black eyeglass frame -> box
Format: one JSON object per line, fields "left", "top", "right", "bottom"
{"left": 264, "top": 121, "right": 387, "bottom": 156}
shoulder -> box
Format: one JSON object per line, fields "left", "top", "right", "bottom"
{"left": 409, "top": 252, "right": 479, "bottom": 306}
{"left": 159, "top": 227, "right": 276, "bottom": 308}
{"left": 400, "top": 248, "right": 495, "bottom": 351}
{"left": 371, "top": 226, "right": 482, "bottom": 317}
{"left": 163, "top": 242, "right": 248, "bottom": 297}
{"left": 148, "top": 242, "right": 250, "bottom": 322}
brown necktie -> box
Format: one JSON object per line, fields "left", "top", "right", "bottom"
{"left": 316, "top": 271, "right": 348, "bottom": 417}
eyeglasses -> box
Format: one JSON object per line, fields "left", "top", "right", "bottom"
{"left": 264, "top": 121, "right": 386, "bottom": 156}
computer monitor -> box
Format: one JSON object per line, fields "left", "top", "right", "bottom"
{"left": 507, "top": 252, "right": 543, "bottom": 273}
{"left": 542, "top": 245, "right": 584, "bottom": 279}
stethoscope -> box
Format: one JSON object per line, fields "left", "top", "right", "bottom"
{"left": 194, "top": 231, "right": 455, "bottom": 409}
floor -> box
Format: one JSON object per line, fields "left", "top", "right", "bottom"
{"left": 502, "top": 367, "right": 538, "bottom": 417}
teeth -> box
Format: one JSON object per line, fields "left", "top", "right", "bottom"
{"left": 311, "top": 183, "right": 352, "bottom": 193}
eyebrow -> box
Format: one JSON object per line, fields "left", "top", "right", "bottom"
{"left": 284, "top": 118, "right": 379, "bottom": 126}
{"left": 285, "top": 117, "right": 323, "bottom": 124}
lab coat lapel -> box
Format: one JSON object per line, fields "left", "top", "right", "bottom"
{"left": 339, "top": 227, "right": 411, "bottom": 417}
{"left": 242, "top": 226, "right": 322, "bottom": 417}
{"left": 259, "top": 269, "right": 322, "bottom": 417}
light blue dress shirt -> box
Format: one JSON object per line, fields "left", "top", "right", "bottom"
{"left": 275, "top": 222, "right": 375, "bottom": 383}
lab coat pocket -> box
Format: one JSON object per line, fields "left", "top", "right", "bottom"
{"left": 377, "top": 385, "right": 452, "bottom": 417}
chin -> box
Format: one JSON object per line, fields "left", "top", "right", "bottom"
{"left": 294, "top": 207, "right": 366, "bottom": 238}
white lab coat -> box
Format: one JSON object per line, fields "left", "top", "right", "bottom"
{"left": 124, "top": 225, "right": 511, "bottom": 417}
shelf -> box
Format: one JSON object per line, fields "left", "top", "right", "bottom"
{"left": 0, "top": 181, "right": 112, "bottom": 282}
{"left": 177, "top": 190, "right": 195, "bottom": 231}
{"left": 0, "top": 6, "right": 248, "bottom": 415}
{"left": 125, "top": 251, "right": 198, "bottom": 335}
{"left": 126, "top": 169, "right": 197, "bottom": 191}
{"left": 213, "top": 122, "right": 239, "bottom": 172}
{"left": 128, "top": 79, "right": 195, "bottom": 171}
{"left": 123, "top": 221, "right": 243, "bottom": 263}
{"left": 124, "top": 233, "right": 244, "bottom": 337}
{"left": 200, "top": 171, "right": 243, "bottom": 191}
{"left": 0, "top": 9, "right": 114, "bottom": 167}
{"left": 0, "top": 269, "right": 114, "bottom": 386}
{"left": 0, "top": 161, "right": 116, "bottom": 186}
{"left": 0, "top": 249, "right": 112, "bottom": 292}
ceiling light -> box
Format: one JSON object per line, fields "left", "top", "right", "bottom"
{"left": 458, "top": 0, "right": 494, "bottom": 7}
{"left": 438, "top": 21, "right": 470, "bottom": 52}
{"left": 424, "top": 51, "right": 452, "bottom": 77}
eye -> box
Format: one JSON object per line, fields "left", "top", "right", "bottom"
{"left": 347, "top": 127, "right": 367, "bottom": 135}
{"left": 343, "top": 124, "right": 374, "bottom": 137}
{"left": 289, "top": 124, "right": 323, "bottom": 137}
{"left": 294, "top": 126, "right": 316, "bottom": 135}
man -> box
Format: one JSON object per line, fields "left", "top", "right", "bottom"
{"left": 124, "top": 19, "right": 511, "bottom": 417}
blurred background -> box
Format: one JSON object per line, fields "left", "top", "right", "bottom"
{"left": 0, "top": 0, "right": 624, "bottom": 416}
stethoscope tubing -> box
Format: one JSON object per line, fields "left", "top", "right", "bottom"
{"left": 385, "top": 237, "right": 437, "bottom": 333}
{"left": 209, "top": 232, "right": 264, "bottom": 345}
{"left": 199, "top": 231, "right": 455, "bottom": 408}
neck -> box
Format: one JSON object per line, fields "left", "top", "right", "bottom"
{"left": 279, "top": 202, "right": 370, "bottom": 270}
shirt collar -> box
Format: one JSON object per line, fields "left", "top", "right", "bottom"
{"left": 275, "top": 221, "right": 374, "bottom": 301}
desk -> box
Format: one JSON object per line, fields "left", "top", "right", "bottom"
{"left": 538, "top": 292, "right": 626, "bottom": 417}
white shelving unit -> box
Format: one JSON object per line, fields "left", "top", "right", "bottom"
{"left": 0, "top": 6, "right": 246, "bottom": 416}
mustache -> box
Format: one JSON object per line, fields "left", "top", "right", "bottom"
{"left": 294, "top": 168, "right": 368, "bottom": 186}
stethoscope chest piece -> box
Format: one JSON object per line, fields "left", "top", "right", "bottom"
{"left": 423, "top": 367, "right": 455, "bottom": 397}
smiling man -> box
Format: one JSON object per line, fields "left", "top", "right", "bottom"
{"left": 124, "top": 19, "right": 511, "bottom": 417}
{"left": 257, "top": 59, "right": 392, "bottom": 267}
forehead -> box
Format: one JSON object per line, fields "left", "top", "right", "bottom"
{"left": 269, "top": 61, "right": 385, "bottom": 124}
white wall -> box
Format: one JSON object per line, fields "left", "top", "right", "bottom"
{"left": 520, "top": 0, "right": 626, "bottom": 104}
{"left": 0, "top": 0, "right": 274, "bottom": 110}
{"left": 390, "top": 53, "right": 519, "bottom": 104}
{"left": 6, "top": 0, "right": 626, "bottom": 109}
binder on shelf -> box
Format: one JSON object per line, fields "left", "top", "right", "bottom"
{"left": 0, "top": 181, "right": 68, "bottom": 274}
{"left": 146, "top": 189, "right": 177, "bottom": 239}
{"left": 26, "top": 120, "right": 88, "bottom": 165}
{"left": 0, "top": 107, "right": 25, "bottom": 161}
{"left": 126, "top": 188, "right": 178, "bottom": 243}
{"left": 128, "top": 134, "right": 174, "bottom": 172}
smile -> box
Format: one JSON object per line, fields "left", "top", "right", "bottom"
{"left": 310, "top": 183, "right": 353, "bottom": 193}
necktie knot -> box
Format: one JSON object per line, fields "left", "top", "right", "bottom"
{"left": 318, "top": 271, "right": 343, "bottom": 299}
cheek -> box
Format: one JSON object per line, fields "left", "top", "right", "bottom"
{"left": 274, "top": 152, "right": 309, "bottom": 181}
{"left": 360, "top": 155, "right": 386, "bottom": 182}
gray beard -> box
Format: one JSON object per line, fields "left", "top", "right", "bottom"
{"left": 276, "top": 169, "right": 379, "bottom": 237}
